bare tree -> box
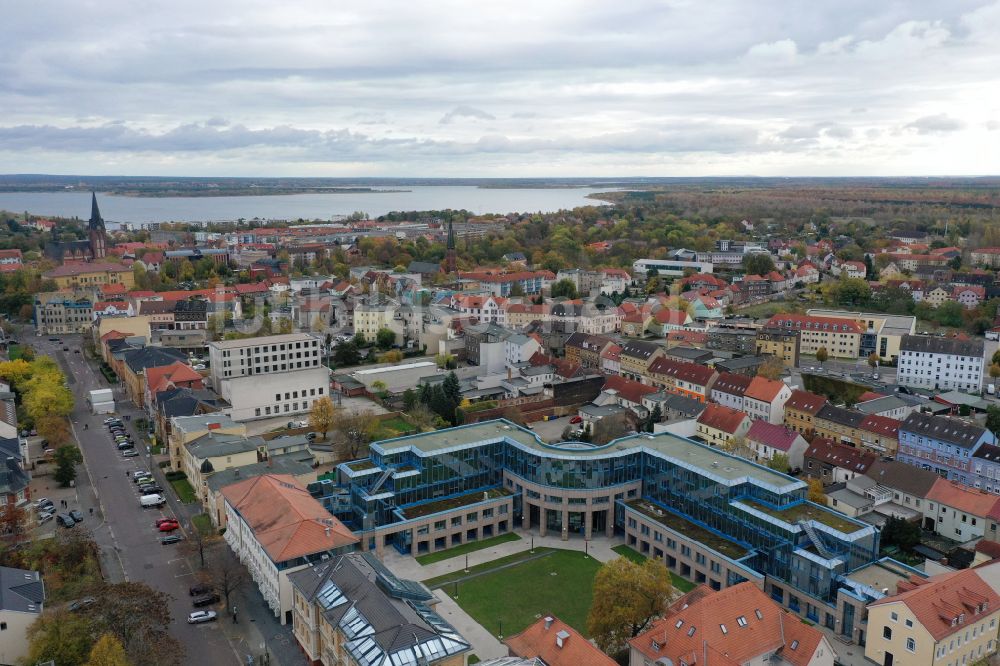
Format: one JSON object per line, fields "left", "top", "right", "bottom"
{"left": 592, "top": 411, "right": 640, "bottom": 445}
{"left": 208, "top": 548, "right": 248, "bottom": 611}
{"left": 183, "top": 518, "right": 218, "bottom": 569}
{"left": 330, "top": 409, "right": 381, "bottom": 458}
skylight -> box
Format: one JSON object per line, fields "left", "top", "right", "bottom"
{"left": 737, "top": 616, "right": 748, "bottom": 627}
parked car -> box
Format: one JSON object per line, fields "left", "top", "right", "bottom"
{"left": 48, "top": 337, "right": 59, "bottom": 342}
{"left": 187, "top": 610, "right": 217, "bottom": 624}
{"left": 192, "top": 592, "right": 221, "bottom": 607}
{"left": 158, "top": 521, "right": 180, "bottom": 532}
{"left": 122, "top": 450, "right": 140, "bottom": 458}
{"left": 155, "top": 517, "right": 177, "bottom": 526}
{"left": 103, "top": 417, "right": 120, "bottom": 425}
{"left": 161, "top": 534, "right": 182, "bottom": 545}
{"left": 62, "top": 346, "right": 69, "bottom": 351}
{"left": 139, "top": 484, "right": 163, "bottom": 494}
{"left": 134, "top": 475, "right": 154, "bottom": 485}
{"left": 37, "top": 511, "right": 54, "bottom": 525}
{"left": 117, "top": 442, "right": 135, "bottom": 451}
{"left": 34, "top": 498, "right": 54, "bottom": 511}
{"left": 189, "top": 583, "right": 213, "bottom": 597}
{"left": 569, "top": 415, "right": 583, "bottom": 424}
{"left": 69, "top": 510, "right": 84, "bottom": 523}
{"left": 56, "top": 513, "right": 75, "bottom": 528}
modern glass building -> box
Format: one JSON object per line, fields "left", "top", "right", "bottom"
{"left": 323, "top": 419, "right": 883, "bottom": 641}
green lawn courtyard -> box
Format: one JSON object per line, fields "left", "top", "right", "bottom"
{"left": 611, "top": 544, "right": 696, "bottom": 593}
{"left": 415, "top": 532, "right": 521, "bottom": 565}
{"left": 425, "top": 548, "right": 603, "bottom": 638}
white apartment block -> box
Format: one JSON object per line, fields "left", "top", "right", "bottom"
{"left": 209, "top": 333, "right": 330, "bottom": 421}
{"left": 897, "top": 335, "right": 984, "bottom": 393}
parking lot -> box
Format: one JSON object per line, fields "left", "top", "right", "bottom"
{"left": 528, "top": 415, "right": 577, "bottom": 443}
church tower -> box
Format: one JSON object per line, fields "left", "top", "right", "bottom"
{"left": 445, "top": 219, "right": 457, "bottom": 273}
{"left": 88, "top": 192, "right": 107, "bottom": 259}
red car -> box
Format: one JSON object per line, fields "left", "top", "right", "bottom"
{"left": 157, "top": 520, "right": 180, "bottom": 532}
{"left": 155, "top": 517, "right": 177, "bottom": 527}
{"left": 569, "top": 416, "right": 583, "bottom": 424}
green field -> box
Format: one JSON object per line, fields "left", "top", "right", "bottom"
{"left": 415, "top": 532, "right": 521, "bottom": 565}
{"left": 433, "top": 548, "right": 603, "bottom": 638}
{"left": 379, "top": 416, "right": 416, "bottom": 435}
{"left": 611, "top": 545, "right": 696, "bottom": 593}
{"left": 170, "top": 478, "right": 197, "bottom": 504}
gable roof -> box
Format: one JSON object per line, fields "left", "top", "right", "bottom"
{"left": 221, "top": 474, "right": 358, "bottom": 562}
{"left": 602, "top": 375, "right": 658, "bottom": 405}
{"left": 619, "top": 339, "right": 662, "bottom": 361}
{"left": 859, "top": 414, "right": 900, "bottom": 439}
{"left": 504, "top": 616, "right": 616, "bottom": 666}
{"left": 805, "top": 439, "right": 876, "bottom": 473}
{"left": 744, "top": 376, "right": 787, "bottom": 403}
{"left": 901, "top": 412, "right": 989, "bottom": 450}
{"left": 746, "top": 421, "right": 801, "bottom": 452}
{"left": 865, "top": 460, "right": 940, "bottom": 497}
{"left": 870, "top": 569, "right": 1000, "bottom": 642}
{"left": 697, "top": 403, "right": 749, "bottom": 434}
{"left": 926, "top": 478, "right": 1000, "bottom": 517}
{"left": 0, "top": 566, "right": 44, "bottom": 614}
{"left": 816, "top": 404, "right": 866, "bottom": 429}
{"left": 784, "top": 389, "right": 828, "bottom": 416}
{"left": 712, "top": 372, "right": 753, "bottom": 397}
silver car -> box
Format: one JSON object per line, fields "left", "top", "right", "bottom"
{"left": 187, "top": 610, "right": 217, "bottom": 624}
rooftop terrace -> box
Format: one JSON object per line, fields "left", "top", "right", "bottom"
{"left": 741, "top": 499, "right": 862, "bottom": 534}
{"left": 403, "top": 488, "right": 512, "bottom": 520}
{"left": 373, "top": 420, "right": 801, "bottom": 492}
{"left": 626, "top": 499, "right": 748, "bottom": 560}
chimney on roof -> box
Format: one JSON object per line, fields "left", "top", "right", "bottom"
{"left": 325, "top": 526, "right": 331, "bottom": 537}
{"left": 544, "top": 616, "right": 553, "bottom": 630}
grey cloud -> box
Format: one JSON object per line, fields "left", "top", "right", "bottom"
{"left": 439, "top": 106, "right": 496, "bottom": 125}
{"left": 905, "top": 113, "right": 966, "bottom": 134}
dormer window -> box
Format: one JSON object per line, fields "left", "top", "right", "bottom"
{"left": 737, "top": 616, "right": 748, "bottom": 627}
{"left": 675, "top": 619, "right": 684, "bottom": 628}
{"left": 687, "top": 626, "right": 696, "bottom": 637}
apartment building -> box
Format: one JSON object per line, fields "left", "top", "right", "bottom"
{"left": 710, "top": 372, "right": 752, "bottom": 411}
{"left": 924, "top": 478, "right": 1000, "bottom": 541}
{"left": 866, "top": 568, "right": 1000, "bottom": 666}
{"left": 743, "top": 376, "right": 792, "bottom": 424}
{"left": 41, "top": 262, "right": 135, "bottom": 290}
{"left": 897, "top": 335, "right": 985, "bottom": 393}
{"left": 783, "top": 389, "right": 829, "bottom": 436}
{"left": 756, "top": 326, "right": 801, "bottom": 368}
{"left": 804, "top": 439, "right": 876, "bottom": 484}
{"left": 745, "top": 420, "right": 809, "bottom": 470}
{"left": 34, "top": 297, "right": 93, "bottom": 334}
{"left": 765, "top": 314, "right": 862, "bottom": 359}
{"left": 619, "top": 340, "right": 664, "bottom": 381}
{"left": 695, "top": 404, "right": 752, "bottom": 448}
{"left": 288, "top": 552, "right": 470, "bottom": 666}
{"left": 208, "top": 333, "right": 329, "bottom": 422}
{"left": 897, "top": 412, "right": 996, "bottom": 486}
{"left": 564, "top": 332, "right": 614, "bottom": 370}
{"left": 222, "top": 474, "right": 358, "bottom": 624}
{"left": 353, "top": 298, "right": 399, "bottom": 344}
{"left": 813, "top": 404, "right": 866, "bottom": 447}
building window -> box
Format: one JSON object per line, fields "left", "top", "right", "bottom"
{"left": 883, "top": 626, "right": 892, "bottom": 640}
{"left": 906, "top": 637, "right": 915, "bottom": 652}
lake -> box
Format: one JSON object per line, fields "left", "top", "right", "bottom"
{"left": 0, "top": 186, "right": 613, "bottom": 224}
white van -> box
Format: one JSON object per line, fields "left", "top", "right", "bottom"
{"left": 140, "top": 494, "right": 165, "bottom": 508}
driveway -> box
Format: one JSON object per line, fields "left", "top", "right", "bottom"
{"left": 529, "top": 415, "right": 576, "bottom": 443}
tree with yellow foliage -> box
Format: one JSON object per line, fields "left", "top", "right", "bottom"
{"left": 588, "top": 557, "right": 673, "bottom": 656}
{"left": 308, "top": 396, "right": 337, "bottom": 441}
{"left": 85, "top": 633, "right": 130, "bottom": 666}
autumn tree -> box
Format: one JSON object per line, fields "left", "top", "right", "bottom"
{"left": 767, "top": 453, "right": 791, "bottom": 474}
{"left": 37, "top": 414, "right": 72, "bottom": 447}
{"left": 815, "top": 347, "right": 829, "bottom": 366}
{"left": 550, "top": 278, "right": 578, "bottom": 299}
{"left": 85, "top": 633, "right": 130, "bottom": 666}
{"left": 0, "top": 503, "right": 28, "bottom": 547}
{"left": 868, "top": 352, "right": 880, "bottom": 369}
{"left": 989, "top": 363, "right": 1000, "bottom": 381}
{"left": 308, "top": 396, "right": 337, "bottom": 440}
{"left": 53, "top": 445, "right": 83, "bottom": 487}
{"left": 587, "top": 557, "right": 673, "bottom": 656}
{"left": 331, "top": 409, "right": 382, "bottom": 458}
{"left": 592, "top": 411, "right": 639, "bottom": 445}
{"left": 90, "top": 582, "right": 182, "bottom": 666}
{"left": 807, "top": 478, "right": 826, "bottom": 503}
{"left": 756, "top": 355, "right": 785, "bottom": 381}
{"left": 26, "top": 608, "right": 94, "bottom": 666}
{"left": 377, "top": 349, "right": 404, "bottom": 364}
{"left": 742, "top": 252, "right": 776, "bottom": 277}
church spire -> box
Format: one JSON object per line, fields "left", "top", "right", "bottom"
{"left": 89, "top": 192, "right": 104, "bottom": 231}
{"left": 446, "top": 218, "right": 455, "bottom": 250}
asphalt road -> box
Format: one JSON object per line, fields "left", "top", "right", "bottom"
{"left": 30, "top": 333, "right": 240, "bottom": 665}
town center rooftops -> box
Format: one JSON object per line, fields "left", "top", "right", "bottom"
{"left": 371, "top": 419, "right": 802, "bottom": 492}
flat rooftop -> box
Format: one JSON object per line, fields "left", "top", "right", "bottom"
{"left": 741, "top": 499, "right": 863, "bottom": 534}
{"left": 352, "top": 361, "right": 437, "bottom": 376}
{"left": 847, "top": 559, "right": 915, "bottom": 593}
{"left": 209, "top": 332, "right": 319, "bottom": 349}
{"left": 403, "top": 488, "right": 512, "bottom": 519}
{"left": 626, "top": 500, "right": 748, "bottom": 559}
{"left": 373, "top": 420, "right": 802, "bottom": 492}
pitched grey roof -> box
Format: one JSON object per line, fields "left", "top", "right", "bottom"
{"left": 854, "top": 395, "right": 909, "bottom": 415}
{"left": 288, "top": 552, "right": 469, "bottom": 664}
{"left": 186, "top": 432, "right": 264, "bottom": 459}
{"left": 0, "top": 457, "right": 29, "bottom": 497}
{"left": 900, "top": 412, "right": 988, "bottom": 449}
{"left": 407, "top": 261, "right": 441, "bottom": 275}
{"left": 123, "top": 346, "right": 187, "bottom": 373}
{"left": 0, "top": 567, "right": 44, "bottom": 613}
{"left": 662, "top": 393, "right": 706, "bottom": 418}
{"left": 817, "top": 404, "right": 866, "bottom": 428}
{"left": 865, "top": 460, "right": 943, "bottom": 499}
{"left": 900, "top": 334, "right": 984, "bottom": 358}
{"left": 205, "top": 453, "right": 315, "bottom": 492}
{"left": 620, "top": 339, "right": 661, "bottom": 360}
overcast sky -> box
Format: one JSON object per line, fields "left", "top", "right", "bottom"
{"left": 2, "top": 1, "right": 999, "bottom": 177}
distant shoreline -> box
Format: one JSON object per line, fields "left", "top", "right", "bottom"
{"left": 0, "top": 187, "right": 412, "bottom": 198}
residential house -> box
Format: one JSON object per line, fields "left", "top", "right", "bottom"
{"left": 564, "top": 332, "right": 614, "bottom": 370}
{"left": 859, "top": 415, "right": 901, "bottom": 456}
{"left": 765, "top": 314, "right": 862, "bottom": 359}
{"left": 897, "top": 412, "right": 996, "bottom": 486}
{"left": 504, "top": 333, "right": 542, "bottom": 367}
{"left": 897, "top": 334, "right": 985, "bottom": 393}
{"left": 756, "top": 327, "right": 801, "bottom": 368}
{"left": 288, "top": 552, "right": 470, "bottom": 666}
{"left": 855, "top": 394, "right": 927, "bottom": 421}
{"left": 970, "top": 247, "right": 1000, "bottom": 268}
{"left": 804, "top": 439, "right": 876, "bottom": 484}
{"left": 783, "top": 389, "right": 829, "bottom": 437}
{"left": 924, "top": 478, "right": 1000, "bottom": 541}
{"left": 865, "top": 568, "right": 1000, "bottom": 666}
{"left": 600, "top": 343, "right": 621, "bottom": 376}
{"left": 222, "top": 474, "right": 358, "bottom": 624}
{"left": 143, "top": 361, "right": 205, "bottom": 417}
{"left": 695, "top": 404, "right": 752, "bottom": 448}
{"left": 710, "top": 372, "right": 752, "bottom": 411}
{"left": 121, "top": 346, "right": 188, "bottom": 407}
{"left": 597, "top": 376, "right": 659, "bottom": 419}
{"left": 865, "top": 460, "right": 940, "bottom": 521}
{"left": 505, "top": 616, "right": 616, "bottom": 666}
{"left": 706, "top": 323, "right": 759, "bottom": 355}
{"left": 813, "top": 404, "right": 866, "bottom": 447}
{"left": 744, "top": 375, "right": 792, "bottom": 424}
{"left": 629, "top": 583, "right": 835, "bottom": 666}
{"left": 619, "top": 340, "right": 664, "bottom": 382}
{"left": 450, "top": 294, "right": 507, "bottom": 326}
{"left": 664, "top": 329, "right": 708, "bottom": 349}
{"left": 599, "top": 268, "right": 631, "bottom": 295}
{"left": 0, "top": 439, "right": 29, "bottom": 507}
{"left": 954, "top": 285, "right": 985, "bottom": 309}
{"left": 746, "top": 420, "right": 809, "bottom": 470}
{"left": 0, "top": 567, "right": 45, "bottom": 666}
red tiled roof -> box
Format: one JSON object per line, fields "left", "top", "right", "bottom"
{"left": 856, "top": 391, "right": 886, "bottom": 403}
{"left": 765, "top": 313, "right": 863, "bottom": 334}
{"left": 744, "top": 376, "right": 786, "bottom": 403}
{"left": 234, "top": 282, "right": 269, "bottom": 294}
{"left": 44, "top": 262, "right": 130, "bottom": 277}
{"left": 859, "top": 414, "right": 900, "bottom": 439}
{"left": 785, "top": 389, "right": 828, "bottom": 415}
{"left": 870, "top": 569, "right": 1000, "bottom": 642}
{"left": 805, "top": 439, "right": 876, "bottom": 473}
{"left": 697, "top": 403, "right": 749, "bottom": 434}
{"left": 602, "top": 375, "right": 658, "bottom": 404}
{"left": 630, "top": 582, "right": 827, "bottom": 666}
{"left": 221, "top": 474, "right": 358, "bottom": 563}
{"left": 666, "top": 329, "right": 707, "bottom": 344}
{"left": 505, "top": 616, "right": 616, "bottom": 666}
{"left": 712, "top": 372, "right": 753, "bottom": 396}
{"left": 653, "top": 308, "right": 689, "bottom": 326}
{"left": 927, "top": 478, "right": 1000, "bottom": 517}
{"left": 746, "top": 421, "right": 801, "bottom": 452}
